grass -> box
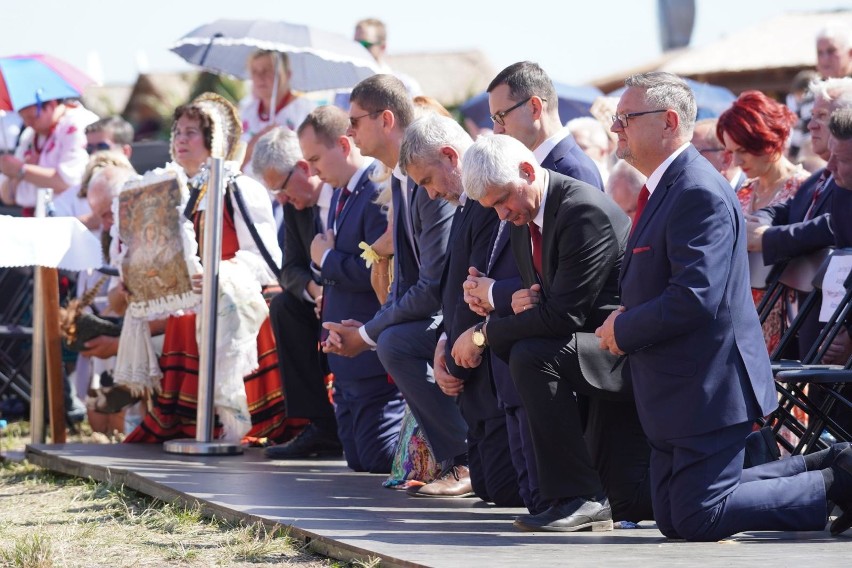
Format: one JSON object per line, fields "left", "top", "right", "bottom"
{"left": 0, "top": 532, "right": 54, "bottom": 568}
{"left": 0, "top": 457, "right": 334, "bottom": 567}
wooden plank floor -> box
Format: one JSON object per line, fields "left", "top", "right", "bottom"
{"left": 26, "top": 443, "right": 851, "bottom": 567}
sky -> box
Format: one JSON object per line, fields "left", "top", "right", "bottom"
{"left": 1, "top": 0, "right": 848, "bottom": 87}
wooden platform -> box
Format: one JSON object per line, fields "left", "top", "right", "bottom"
{"left": 26, "top": 443, "right": 850, "bottom": 567}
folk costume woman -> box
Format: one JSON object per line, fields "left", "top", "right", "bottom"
{"left": 125, "top": 93, "right": 304, "bottom": 443}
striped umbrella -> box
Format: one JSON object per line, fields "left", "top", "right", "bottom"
{"left": 0, "top": 54, "right": 95, "bottom": 111}
{"left": 170, "top": 19, "right": 379, "bottom": 92}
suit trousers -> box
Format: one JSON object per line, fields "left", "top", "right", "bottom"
{"left": 509, "top": 336, "right": 651, "bottom": 510}
{"left": 333, "top": 374, "right": 406, "bottom": 473}
{"left": 460, "top": 364, "right": 523, "bottom": 507}
{"left": 504, "top": 403, "right": 550, "bottom": 514}
{"left": 650, "top": 421, "right": 827, "bottom": 541}
{"left": 269, "top": 292, "right": 334, "bottom": 421}
{"left": 375, "top": 317, "right": 468, "bottom": 463}
{"left": 508, "top": 337, "right": 604, "bottom": 500}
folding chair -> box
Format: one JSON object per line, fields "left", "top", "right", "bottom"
{"left": 0, "top": 267, "right": 34, "bottom": 407}
{"left": 759, "top": 249, "right": 852, "bottom": 454}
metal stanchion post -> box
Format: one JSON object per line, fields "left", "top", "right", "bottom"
{"left": 29, "top": 189, "right": 52, "bottom": 444}
{"left": 165, "top": 158, "right": 242, "bottom": 455}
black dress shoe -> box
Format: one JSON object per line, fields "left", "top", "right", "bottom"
{"left": 264, "top": 424, "right": 342, "bottom": 459}
{"left": 514, "top": 493, "right": 613, "bottom": 532}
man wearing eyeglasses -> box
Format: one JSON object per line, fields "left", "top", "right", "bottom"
{"left": 691, "top": 118, "right": 745, "bottom": 191}
{"left": 595, "top": 71, "right": 839, "bottom": 542}
{"left": 323, "top": 74, "right": 471, "bottom": 496}
{"left": 251, "top": 127, "right": 342, "bottom": 460}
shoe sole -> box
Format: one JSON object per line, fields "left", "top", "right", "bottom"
{"left": 513, "top": 519, "right": 614, "bottom": 533}
{"left": 406, "top": 490, "right": 477, "bottom": 498}
{"left": 265, "top": 449, "right": 343, "bottom": 460}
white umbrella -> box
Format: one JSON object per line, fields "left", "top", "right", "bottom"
{"left": 170, "top": 19, "right": 379, "bottom": 92}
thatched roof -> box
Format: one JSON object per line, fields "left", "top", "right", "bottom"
{"left": 592, "top": 9, "right": 852, "bottom": 95}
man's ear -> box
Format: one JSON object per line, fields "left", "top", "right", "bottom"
{"left": 338, "top": 135, "right": 351, "bottom": 156}
{"left": 380, "top": 109, "right": 396, "bottom": 131}
{"left": 296, "top": 159, "right": 311, "bottom": 176}
{"left": 441, "top": 145, "right": 460, "bottom": 167}
{"left": 519, "top": 161, "right": 536, "bottom": 181}
{"left": 530, "top": 96, "right": 546, "bottom": 121}
{"left": 664, "top": 109, "right": 680, "bottom": 133}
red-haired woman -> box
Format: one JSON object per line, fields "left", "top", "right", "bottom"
{"left": 717, "top": 90, "right": 810, "bottom": 352}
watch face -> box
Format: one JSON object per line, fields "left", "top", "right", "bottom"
{"left": 472, "top": 331, "right": 486, "bottom": 347}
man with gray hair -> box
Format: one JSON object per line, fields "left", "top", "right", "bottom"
{"left": 596, "top": 71, "right": 851, "bottom": 541}
{"left": 398, "top": 113, "right": 521, "bottom": 505}
{"left": 605, "top": 160, "right": 647, "bottom": 221}
{"left": 452, "top": 133, "right": 651, "bottom": 531}
{"left": 817, "top": 26, "right": 852, "bottom": 80}
{"left": 252, "top": 127, "right": 343, "bottom": 461}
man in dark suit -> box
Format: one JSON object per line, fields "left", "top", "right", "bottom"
{"left": 596, "top": 71, "right": 851, "bottom": 541}
{"left": 399, "top": 113, "right": 522, "bottom": 505}
{"left": 462, "top": 61, "right": 611, "bottom": 514}
{"left": 322, "top": 75, "right": 470, "bottom": 495}
{"left": 295, "top": 105, "right": 403, "bottom": 472}
{"left": 452, "top": 134, "right": 651, "bottom": 532}
{"left": 252, "top": 127, "right": 341, "bottom": 459}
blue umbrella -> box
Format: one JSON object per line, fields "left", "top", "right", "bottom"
{"left": 608, "top": 78, "right": 736, "bottom": 119}
{"left": 460, "top": 83, "right": 603, "bottom": 129}
{"left": 0, "top": 54, "right": 95, "bottom": 111}
{"left": 170, "top": 19, "right": 379, "bottom": 92}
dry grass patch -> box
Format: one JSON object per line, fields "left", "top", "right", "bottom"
{"left": 0, "top": 459, "right": 344, "bottom": 567}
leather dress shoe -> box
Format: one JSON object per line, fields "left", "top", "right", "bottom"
{"left": 514, "top": 493, "right": 613, "bottom": 532}
{"left": 830, "top": 447, "right": 852, "bottom": 536}
{"left": 264, "top": 424, "right": 342, "bottom": 459}
{"left": 406, "top": 465, "right": 475, "bottom": 498}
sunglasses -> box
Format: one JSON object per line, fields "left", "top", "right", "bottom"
{"left": 86, "top": 141, "right": 113, "bottom": 154}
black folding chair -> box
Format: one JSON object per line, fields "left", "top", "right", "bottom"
{"left": 759, "top": 249, "right": 852, "bottom": 454}
{"left": 0, "top": 267, "right": 34, "bottom": 407}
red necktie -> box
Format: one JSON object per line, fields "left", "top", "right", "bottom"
{"left": 529, "top": 221, "right": 543, "bottom": 277}
{"left": 804, "top": 171, "right": 830, "bottom": 221}
{"left": 630, "top": 185, "right": 650, "bottom": 236}
{"left": 333, "top": 187, "right": 351, "bottom": 228}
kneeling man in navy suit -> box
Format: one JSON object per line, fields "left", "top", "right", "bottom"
{"left": 596, "top": 71, "right": 852, "bottom": 541}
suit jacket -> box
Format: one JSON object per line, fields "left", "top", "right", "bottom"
{"left": 440, "top": 200, "right": 500, "bottom": 380}
{"left": 614, "top": 145, "right": 777, "bottom": 441}
{"left": 487, "top": 136, "right": 606, "bottom": 316}
{"left": 363, "top": 175, "right": 454, "bottom": 340}
{"left": 832, "top": 183, "right": 852, "bottom": 248}
{"left": 757, "top": 168, "right": 836, "bottom": 266}
{"left": 321, "top": 164, "right": 388, "bottom": 380}
{"left": 280, "top": 201, "right": 321, "bottom": 300}
{"left": 486, "top": 171, "right": 631, "bottom": 399}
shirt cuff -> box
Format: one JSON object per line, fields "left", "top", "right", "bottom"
{"left": 487, "top": 282, "right": 495, "bottom": 310}
{"left": 358, "top": 325, "right": 376, "bottom": 348}
{"left": 439, "top": 331, "right": 448, "bottom": 343}
{"left": 320, "top": 249, "right": 331, "bottom": 268}
{"left": 302, "top": 287, "right": 316, "bottom": 304}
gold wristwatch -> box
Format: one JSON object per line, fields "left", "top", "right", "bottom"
{"left": 472, "top": 322, "right": 487, "bottom": 348}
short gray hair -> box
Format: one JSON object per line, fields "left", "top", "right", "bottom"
{"left": 462, "top": 134, "right": 535, "bottom": 201}
{"left": 830, "top": 108, "right": 852, "bottom": 141}
{"left": 87, "top": 164, "right": 135, "bottom": 207}
{"left": 624, "top": 72, "right": 697, "bottom": 139}
{"left": 812, "top": 77, "right": 852, "bottom": 110}
{"left": 566, "top": 116, "right": 609, "bottom": 150}
{"left": 607, "top": 160, "right": 646, "bottom": 196}
{"left": 399, "top": 114, "right": 472, "bottom": 175}
{"left": 251, "top": 127, "right": 303, "bottom": 176}
{"left": 817, "top": 26, "right": 852, "bottom": 51}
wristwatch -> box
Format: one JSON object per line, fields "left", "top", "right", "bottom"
{"left": 472, "top": 322, "right": 487, "bottom": 348}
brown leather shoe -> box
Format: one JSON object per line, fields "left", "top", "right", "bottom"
{"left": 406, "top": 465, "right": 475, "bottom": 498}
